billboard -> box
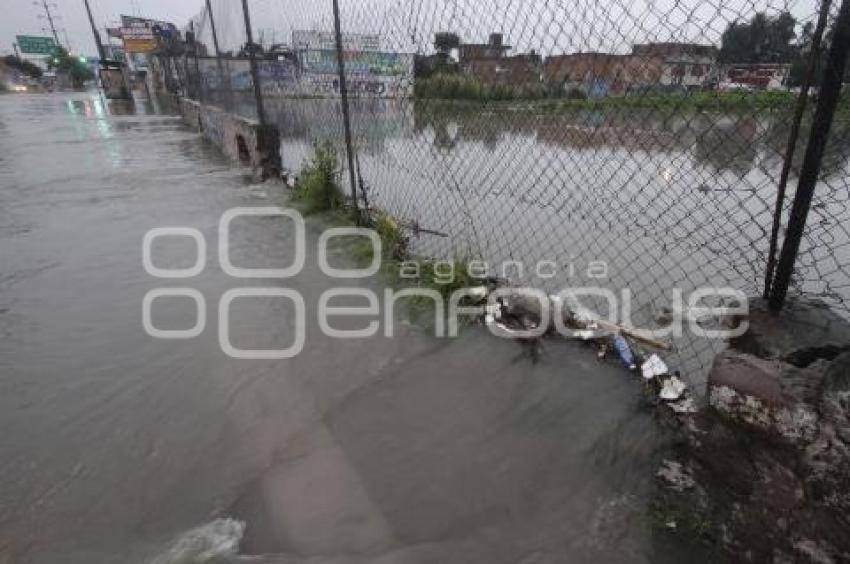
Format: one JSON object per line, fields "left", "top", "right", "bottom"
{"left": 298, "top": 50, "right": 414, "bottom": 98}
{"left": 292, "top": 30, "right": 380, "bottom": 52}
{"left": 15, "top": 35, "right": 56, "bottom": 55}
{"left": 301, "top": 50, "right": 411, "bottom": 76}
{"left": 120, "top": 15, "right": 177, "bottom": 53}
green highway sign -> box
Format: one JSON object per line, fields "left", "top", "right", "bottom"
{"left": 15, "top": 35, "right": 56, "bottom": 55}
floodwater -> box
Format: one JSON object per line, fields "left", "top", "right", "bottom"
{"left": 0, "top": 91, "right": 686, "bottom": 563}
{"left": 262, "top": 96, "right": 850, "bottom": 386}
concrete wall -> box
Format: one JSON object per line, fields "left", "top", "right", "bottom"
{"left": 178, "top": 98, "right": 280, "bottom": 177}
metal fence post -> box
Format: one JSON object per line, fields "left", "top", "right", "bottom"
{"left": 240, "top": 0, "right": 267, "bottom": 126}
{"left": 769, "top": 0, "right": 850, "bottom": 312}
{"left": 332, "top": 0, "right": 361, "bottom": 222}
{"left": 763, "top": 0, "right": 832, "bottom": 298}
{"left": 189, "top": 20, "right": 202, "bottom": 102}
{"left": 204, "top": 0, "right": 230, "bottom": 109}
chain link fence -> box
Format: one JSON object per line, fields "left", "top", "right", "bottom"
{"left": 154, "top": 0, "right": 850, "bottom": 385}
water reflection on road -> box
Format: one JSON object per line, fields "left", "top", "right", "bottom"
{"left": 1, "top": 92, "right": 688, "bottom": 564}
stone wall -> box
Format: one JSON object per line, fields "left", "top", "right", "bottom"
{"left": 178, "top": 98, "right": 280, "bottom": 179}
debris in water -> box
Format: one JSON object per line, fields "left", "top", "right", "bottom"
{"left": 659, "top": 375, "right": 687, "bottom": 401}
{"left": 668, "top": 397, "right": 697, "bottom": 414}
{"left": 151, "top": 518, "right": 245, "bottom": 564}
{"left": 610, "top": 335, "right": 637, "bottom": 371}
{"left": 641, "top": 354, "right": 669, "bottom": 380}
{"left": 656, "top": 459, "right": 695, "bottom": 492}
{"left": 467, "top": 286, "right": 488, "bottom": 302}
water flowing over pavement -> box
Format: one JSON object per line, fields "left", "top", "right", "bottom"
{"left": 0, "top": 92, "right": 680, "bottom": 563}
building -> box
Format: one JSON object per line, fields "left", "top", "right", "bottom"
{"left": 631, "top": 42, "right": 718, "bottom": 89}
{"left": 720, "top": 63, "right": 790, "bottom": 90}
{"left": 465, "top": 52, "right": 542, "bottom": 86}
{"left": 458, "top": 33, "right": 511, "bottom": 67}
{"left": 543, "top": 52, "right": 663, "bottom": 97}
{"left": 457, "top": 33, "right": 541, "bottom": 87}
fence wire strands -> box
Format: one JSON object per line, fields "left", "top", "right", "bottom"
{"left": 162, "top": 0, "right": 850, "bottom": 386}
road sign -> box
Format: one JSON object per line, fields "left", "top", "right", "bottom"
{"left": 15, "top": 35, "right": 56, "bottom": 55}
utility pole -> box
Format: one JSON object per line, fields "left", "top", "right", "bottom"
{"left": 13, "top": 43, "right": 21, "bottom": 58}
{"left": 36, "top": 0, "right": 62, "bottom": 47}
{"left": 83, "top": 0, "right": 106, "bottom": 61}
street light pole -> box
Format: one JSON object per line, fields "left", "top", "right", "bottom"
{"left": 38, "top": 0, "right": 62, "bottom": 47}
{"left": 83, "top": 0, "right": 106, "bottom": 61}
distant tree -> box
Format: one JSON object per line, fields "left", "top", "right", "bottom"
{"left": 788, "top": 21, "right": 816, "bottom": 87}
{"left": 46, "top": 47, "right": 95, "bottom": 88}
{"left": 433, "top": 32, "right": 460, "bottom": 58}
{"left": 2, "top": 55, "right": 43, "bottom": 79}
{"left": 719, "top": 11, "right": 797, "bottom": 64}
{"left": 787, "top": 21, "right": 850, "bottom": 87}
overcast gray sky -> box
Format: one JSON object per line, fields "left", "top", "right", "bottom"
{"left": 2, "top": 0, "right": 819, "bottom": 59}
{"left": 1, "top": 0, "right": 200, "bottom": 57}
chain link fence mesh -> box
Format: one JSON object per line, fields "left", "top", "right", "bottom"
{"left": 161, "top": 0, "right": 849, "bottom": 386}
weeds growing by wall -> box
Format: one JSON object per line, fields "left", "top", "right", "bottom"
{"left": 290, "top": 142, "right": 344, "bottom": 214}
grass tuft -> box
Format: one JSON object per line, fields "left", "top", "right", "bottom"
{"left": 290, "top": 142, "right": 344, "bottom": 214}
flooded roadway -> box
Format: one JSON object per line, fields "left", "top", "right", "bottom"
{"left": 0, "top": 91, "right": 677, "bottom": 563}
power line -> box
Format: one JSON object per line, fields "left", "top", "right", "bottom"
{"left": 34, "top": 0, "right": 62, "bottom": 47}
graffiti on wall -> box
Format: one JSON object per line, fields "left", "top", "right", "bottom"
{"left": 199, "top": 58, "right": 298, "bottom": 96}
{"left": 196, "top": 49, "right": 413, "bottom": 100}
{"left": 299, "top": 50, "right": 413, "bottom": 98}
{"left": 299, "top": 73, "right": 411, "bottom": 98}
{"left": 300, "top": 50, "right": 411, "bottom": 76}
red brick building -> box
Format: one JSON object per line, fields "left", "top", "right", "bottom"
{"left": 543, "top": 52, "right": 663, "bottom": 96}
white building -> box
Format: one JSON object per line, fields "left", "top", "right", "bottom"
{"left": 632, "top": 43, "right": 718, "bottom": 89}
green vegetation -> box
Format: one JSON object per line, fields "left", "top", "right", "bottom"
{"left": 539, "top": 90, "right": 798, "bottom": 112}
{"left": 340, "top": 209, "right": 409, "bottom": 268}
{"left": 415, "top": 73, "right": 561, "bottom": 102}
{"left": 46, "top": 47, "right": 94, "bottom": 88}
{"left": 408, "top": 258, "right": 485, "bottom": 300}
{"left": 2, "top": 55, "right": 43, "bottom": 79}
{"left": 416, "top": 80, "right": 799, "bottom": 113}
{"left": 719, "top": 12, "right": 797, "bottom": 65}
{"left": 372, "top": 212, "right": 409, "bottom": 261}
{"left": 290, "top": 142, "right": 344, "bottom": 215}
{"left": 289, "top": 144, "right": 488, "bottom": 322}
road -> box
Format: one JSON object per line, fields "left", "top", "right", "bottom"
{"left": 0, "top": 91, "right": 677, "bottom": 563}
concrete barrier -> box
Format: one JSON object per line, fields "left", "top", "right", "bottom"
{"left": 178, "top": 98, "right": 280, "bottom": 179}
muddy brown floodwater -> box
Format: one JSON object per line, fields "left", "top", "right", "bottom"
{"left": 0, "top": 91, "right": 697, "bottom": 563}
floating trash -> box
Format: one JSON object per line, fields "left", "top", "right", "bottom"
{"left": 641, "top": 354, "right": 669, "bottom": 380}
{"left": 659, "top": 375, "right": 687, "bottom": 401}
{"left": 468, "top": 286, "right": 488, "bottom": 301}
{"left": 668, "top": 397, "right": 697, "bottom": 414}
{"left": 610, "top": 335, "right": 637, "bottom": 370}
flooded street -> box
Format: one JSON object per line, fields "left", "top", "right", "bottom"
{"left": 266, "top": 98, "right": 850, "bottom": 386}
{"left": 2, "top": 91, "right": 686, "bottom": 563}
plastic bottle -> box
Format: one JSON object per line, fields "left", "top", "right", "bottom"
{"left": 610, "top": 335, "right": 636, "bottom": 370}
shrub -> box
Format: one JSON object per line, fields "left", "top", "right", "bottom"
{"left": 290, "top": 142, "right": 343, "bottom": 214}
